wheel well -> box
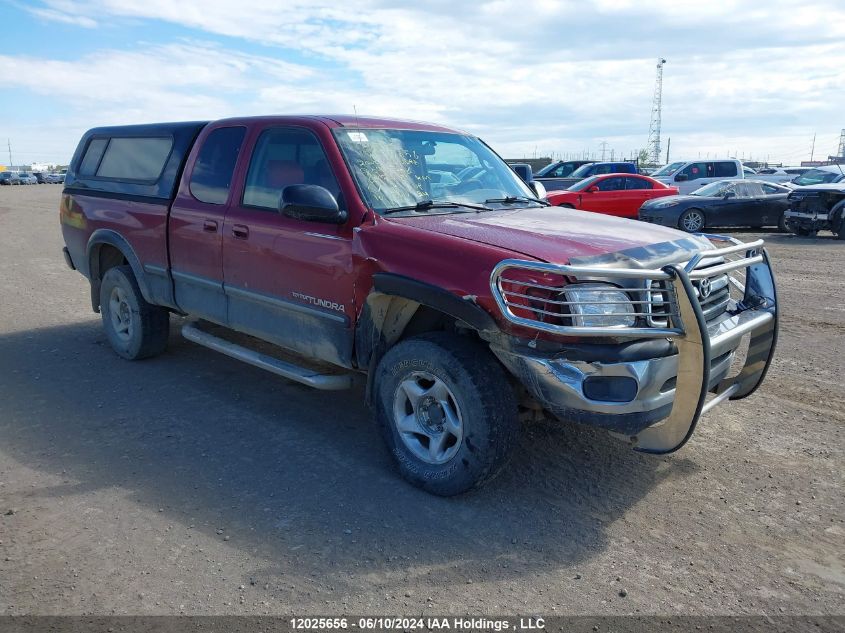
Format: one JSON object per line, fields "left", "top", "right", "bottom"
{"left": 97, "top": 244, "right": 128, "bottom": 279}
{"left": 89, "top": 244, "right": 129, "bottom": 312}
{"left": 357, "top": 294, "right": 486, "bottom": 403}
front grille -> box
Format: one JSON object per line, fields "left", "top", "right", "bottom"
{"left": 693, "top": 273, "right": 730, "bottom": 322}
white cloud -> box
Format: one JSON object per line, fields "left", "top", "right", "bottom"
{"left": 3, "top": 0, "right": 845, "bottom": 164}
{"left": 26, "top": 7, "right": 98, "bottom": 28}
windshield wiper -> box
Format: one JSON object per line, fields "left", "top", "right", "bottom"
{"left": 383, "top": 199, "right": 493, "bottom": 214}
{"left": 485, "top": 195, "right": 550, "bottom": 207}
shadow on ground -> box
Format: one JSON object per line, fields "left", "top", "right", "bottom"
{"left": 0, "top": 319, "right": 699, "bottom": 592}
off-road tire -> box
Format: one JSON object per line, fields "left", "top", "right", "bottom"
{"left": 373, "top": 331, "right": 519, "bottom": 496}
{"left": 100, "top": 265, "right": 169, "bottom": 360}
{"left": 679, "top": 208, "right": 705, "bottom": 232}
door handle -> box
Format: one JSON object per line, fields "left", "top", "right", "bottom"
{"left": 203, "top": 220, "right": 218, "bottom": 232}
{"left": 232, "top": 224, "right": 249, "bottom": 239}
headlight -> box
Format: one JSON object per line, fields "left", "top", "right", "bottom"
{"left": 563, "top": 283, "right": 636, "bottom": 327}
{"left": 654, "top": 198, "right": 680, "bottom": 208}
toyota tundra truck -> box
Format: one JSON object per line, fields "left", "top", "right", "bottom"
{"left": 60, "top": 116, "right": 778, "bottom": 495}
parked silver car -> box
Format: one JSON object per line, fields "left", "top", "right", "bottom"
{"left": 45, "top": 172, "right": 65, "bottom": 184}
{"left": 18, "top": 173, "right": 38, "bottom": 185}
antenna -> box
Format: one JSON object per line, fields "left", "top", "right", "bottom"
{"left": 646, "top": 58, "right": 666, "bottom": 166}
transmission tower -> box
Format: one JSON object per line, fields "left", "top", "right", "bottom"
{"left": 646, "top": 58, "right": 666, "bottom": 165}
{"left": 838, "top": 129, "right": 845, "bottom": 159}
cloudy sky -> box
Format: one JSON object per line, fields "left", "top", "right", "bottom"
{"left": 1, "top": 0, "right": 844, "bottom": 167}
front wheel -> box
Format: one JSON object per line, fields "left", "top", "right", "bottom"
{"left": 100, "top": 265, "right": 170, "bottom": 360}
{"left": 557, "top": 203, "right": 575, "bottom": 208}
{"left": 373, "top": 332, "right": 519, "bottom": 496}
{"left": 679, "top": 208, "right": 705, "bottom": 232}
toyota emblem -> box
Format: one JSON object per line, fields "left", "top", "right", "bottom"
{"left": 699, "top": 277, "right": 712, "bottom": 299}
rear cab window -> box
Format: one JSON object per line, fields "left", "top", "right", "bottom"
{"left": 189, "top": 126, "right": 247, "bottom": 205}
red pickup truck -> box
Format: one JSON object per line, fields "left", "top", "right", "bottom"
{"left": 60, "top": 116, "right": 778, "bottom": 495}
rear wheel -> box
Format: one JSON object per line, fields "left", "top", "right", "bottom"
{"left": 100, "top": 265, "right": 170, "bottom": 360}
{"left": 679, "top": 208, "right": 705, "bottom": 232}
{"left": 778, "top": 212, "right": 788, "bottom": 232}
{"left": 557, "top": 203, "right": 575, "bottom": 208}
{"left": 373, "top": 331, "right": 519, "bottom": 496}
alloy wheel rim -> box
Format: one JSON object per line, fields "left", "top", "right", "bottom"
{"left": 392, "top": 371, "right": 463, "bottom": 465}
{"left": 683, "top": 211, "right": 703, "bottom": 232}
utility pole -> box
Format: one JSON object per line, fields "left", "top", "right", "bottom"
{"left": 7, "top": 139, "right": 12, "bottom": 167}
{"left": 810, "top": 133, "right": 816, "bottom": 162}
{"left": 837, "top": 129, "right": 845, "bottom": 159}
{"left": 666, "top": 137, "right": 671, "bottom": 164}
{"left": 646, "top": 58, "right": 666, "bottom": 165}
{"left": 600, "top": 141, "right": 608, "bottom": 161}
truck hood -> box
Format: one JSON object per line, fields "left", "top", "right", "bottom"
{"left": 390, "top": 207, "right": 707, "bottom": 265}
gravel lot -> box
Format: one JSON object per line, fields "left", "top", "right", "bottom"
{"left": 0, "top": 184, "right": 843, "bottom": 617}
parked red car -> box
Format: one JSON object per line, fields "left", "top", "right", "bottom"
{"left": 547, "top": 174, "right": 678, "bottom": 218}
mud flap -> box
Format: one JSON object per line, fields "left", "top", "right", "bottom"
{"left": 634, "top": 265, "right": 711, "bottom": 454}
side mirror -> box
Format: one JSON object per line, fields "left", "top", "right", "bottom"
{"left": 280, "top": 184, "right": 346, "bottom": 224}
{"left": 675, "top": 173, "right": 689, "bottom": 182}
{"left": 510, "top": 163, "right": 533, "bottom": 183}
{"left": 586, "top": 185, "right": 600, "bottom": 193}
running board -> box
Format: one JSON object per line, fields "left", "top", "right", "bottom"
{"left": 181, "top": 323, "right": 358, "bottom": 391}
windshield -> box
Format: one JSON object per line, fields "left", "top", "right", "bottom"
{"left": 652, "top": 161, "right": 685, "bottom": 177}
{"left": 333, "top": 128, "right": 538, "bottom": 213}
{"left": 691, "top": 180, "right": 732, "bottom": 197}
{"left": 569, "top": 176, "right": 601, "bottom": 191}
{"left": 534, "top": 162, "right": 558, "bottom": 177}
{"left": 791, "top": 169, "right": 843, "bottom": 186}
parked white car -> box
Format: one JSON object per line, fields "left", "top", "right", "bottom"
{"left": 652, "top": 159, "right": 744, "bottom": 194}
{"left": 753, "top": 167, "right": 812, "bottom": 184}
{"left": 781, "top": 165, "right": 845, "bottom": 189}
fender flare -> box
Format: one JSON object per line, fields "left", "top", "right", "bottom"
{"left": 86, "top": 229, "right": 154, "bottom": 311}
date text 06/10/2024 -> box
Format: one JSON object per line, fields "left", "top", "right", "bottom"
{"left": 289, "top": 617, "right": 546, "bottom": 631}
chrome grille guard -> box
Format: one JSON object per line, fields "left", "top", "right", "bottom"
{"left": 489, "top": 236, "right": 778, "bottom": 454}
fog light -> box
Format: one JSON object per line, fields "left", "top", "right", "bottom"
{"left": 583, "top": 376, "right": 638, "bottom": 402}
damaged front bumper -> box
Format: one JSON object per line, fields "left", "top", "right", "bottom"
{"left": 489, "top": 237, "right": 778, "bottom": 453}
{"left": 784, "top": 209, "right": 829, "bottom": 232}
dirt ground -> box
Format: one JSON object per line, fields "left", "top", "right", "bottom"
{"left": 0, "top": 184, "right": 842, "bottom": 617}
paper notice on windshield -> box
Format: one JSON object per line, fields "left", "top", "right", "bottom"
{"left": 347, "top": 131, "right": 369, "bottom": 143}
